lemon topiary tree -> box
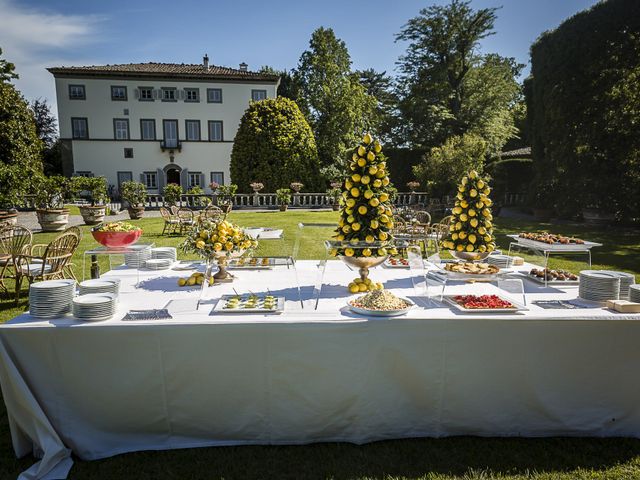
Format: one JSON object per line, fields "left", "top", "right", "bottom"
{"left": 441, "top": 170, "right": 496, "bottom": 256}
{"left": 331, "top": 133, "right": 398, "bottom": 293}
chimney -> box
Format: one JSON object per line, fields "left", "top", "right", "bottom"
{"left": 239, "top": 62, "right": 248, "bottom": 72}
{"left": 203, "top": 54, "right": 209, "bottom": 70}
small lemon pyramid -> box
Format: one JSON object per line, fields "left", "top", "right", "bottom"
{"left": 441, "top": 170, "right": 496, "bottom": 255}
{"left": 331, "top": 133, "right": 397, "bottom": 293}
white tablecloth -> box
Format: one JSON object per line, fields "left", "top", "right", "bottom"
{"left": 2, "top": 261, "right": 640, "bottom": 480}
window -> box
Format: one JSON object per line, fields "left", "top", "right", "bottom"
{"left": 111, "top": 86, "right": 127, "bottom": 101}
{"left": 251, "top": 89, "right": 267, "bottom": 101}
{"left": 184, "top": 88, "right": 199, "bottom": 102}
{"left": 138, "top": 87, "right": 154, "bottom": 101}
{"left": 75, "top": 171, "right": 93, "bottom": 177}
{"left": 69, "top": 85, "right": 85, "bottom": 100}
{"left": 124, "top": 148, "right": 133, "bottom": 158}
{"left": 163, "top": 120, "right": 179, "bottom": 148}
{"left": 140, "top": 119, "right": 156, "bottom": 140}
{"left": 207, "top": 88, "right": 222, "bottom": 103}
{"left": 210, "top": 171, "right": 224, "bottom": 185}
{"left": 71, "top": 117, "right": 89, "bottom": 139}
{"left": 185, "top": 120, "right": 201, "bottom": 141}
{"left": 143, "top": 172, "right": 157, "bottom": 189}
{"left": 161, "top": 88, "right": 176, "bottom": 102}
{"left": 113, "top": 119, "right": 130, "bottom": 140}
{"left": 208, "top": 121, "right": 223, "bottom": 142}
{"left": 188, "top": 172, "right": 203, "bottom": 188}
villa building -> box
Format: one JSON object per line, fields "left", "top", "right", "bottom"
{"left": 48, "top": 57, "right": 279, "bottom": 194}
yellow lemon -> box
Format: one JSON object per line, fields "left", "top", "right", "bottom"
{"left": 345, "top": 180, "right": 353, "bottom": 190}
{"left": 478, "top": 226, "right": 486, "bottom": 235}
{"left": 456, "top": 244, "right": 464, "bottom": 252}
{"left": 483, "top": 187, "right": 491, "bottom": 195}
{"left": 460, "top": 213, "right": 468, "bottom": 222}
{"left": 357, "top": 146, "right": 366, "bottom": 156}
{"left": 350, "top": 163, "right": 357, "bottom": 171}
{"left": 377, "top": 205, "right": 385, "bottom": 214}
{"left": 358, "top": 158, "right": 367, "bottom": 167}
{"left": 379, "top": 192, "right": 389, "bottom": 202}
{"left": 342, "top": 225, "right": 351, "bottom": 233}
{"left": 352, "top": 153, "right": 358, "bottom": 162}
{"left": 362, "top": 248, "right": 372, "bottom": 257}
{"left": 385, "top": 207, "right": 392, "bottom": 216}
{"left": 379, "top": 214, "right": 389, "bottom": 223}
{"left": 369, "top": 197, "right": 380, "bottom": 207}
{"left": 358, "top": 205, "right": 367, "bottom": 215}
{"left": 358, "top": 283, "right": 368, "bottom": 292}
{"left": 345, "top": 247, "right": 355, "bottom": 257}
{"left": 349, "top": 283, "right": 359, "bottom": 294}
{"left": 365, "top": 235, "right": 375, "bottom": 243}
{"left": 470, "top": 189, "right": 478, "bottom": 197}
{"left": 459, "top": 231, "right": 467, "bottom": 239}
{"left": 352, "top": 222, "right": 361, "bottom": 231}
{"left": 482, "top": 208, "right": 491, "bottom": 217}
{"left": 346, "top": 198, "right": 356, "bottom": 208}
{"left": 389, "top": 248, "right": 398, "bottom": 255}
{"left": 225, "top": 242, "right": 234, "bottom": 250}
{"left": 363, "top": 133, "right": 373, "bottom": 144}
{"left": 195, "top": 240, "right": 205, "bottom": 249}
{"left": 460, "top": 200, "right": 468, "bottom": 208}
{"left": 469, "top": 170, "right": 478, "bottom": 179}
{"left": 378, "top": 231, "right": 388, "bottom": 241}
{"left": 484, "top": 235, "right": 492, "bottom": 242}
{"left": 350, "top": 238, "right": 360, "bottom": 245}
{"left": 347, "top": 215, "right": 355, "bottom": 223}
{"left": 488, "top": 244, "right": 495, "bottom": 252}
{"left": 377, "top": 248, "right": 387, "bottom": 256}
{"left": 350, "top": 187, "right": 360, "bottom": 197}
{"left": 478, "top": 244, "right": 487, "bottom": 252}
{"left": 352, "top": 174, "right": 361, "bottom": 183}
{"left": 485, "top": 220, "right": 493, "bottom": 228}
{"left": 462, "top": 176, "right": 468, "bottom": 185}
{"left": 187, "top": 277, "right": 197, "bottom": 286}
{"left": 199, "top": 231, "right": 209, "bottom": 239}
{"left": 468, "top": 234, "right": 476, "bottom": 244}
{"left": 370, "top": 219, "right": 379, "bottom": 229}
{"left": 336, "top": 234, "right": 345, "bottom": 241}
{"left": 468, "top": 209, "right": 476, "bottom": 217}
{"left": 453, "top": 206, "right": 462, "bottom": 215}
{"left": 345, "top": 208, "right": 353, "bottom": 215}
{"left": 466, "top": 244, "right": 474, "bottom": 252}
{"left": 455, "top": 222, "right": 462, "bottom": 230}
{"left": 364, "top": 189, "right": 374, "bottom": 199}
{"left": 375, "top": 170, "right": 385, "bottom": 179}
{"left": 361, "top": 175, "right": 370, "bottom": 185}
{"left": 374, "top": 142, "right": 382, "bottom": 153}
{"left": 458, "top": 186, "right": 465, "bottom": 193}
{"left": 368, "top": 166, "right": 378, "bottom": 175}
{"left": 196, "top": 276, "right": 203, "bottom": 285}
{"left": 470, "top": 218, "right": 479, "bottom": 228}
{"left": 452, "top": 233, "right": 459, "bottom": 240}
{"left": 367, "top": 151, "right": 375, "bottom": 161}
{"left": 382, "top": 177, "right": 389, "bottom": 186}
{"left": 178, "top": 278, "right": 187, "bottom": 287}
{"left": 373, "top": 179, "right": 382, "bottom": 188}
{"left": 477, "top": 180, "right": 485, "bottom": 189}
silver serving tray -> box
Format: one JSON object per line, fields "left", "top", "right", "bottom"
{"left": 348, "top": 298, "right": 414, "bottom": 317}
{"left": 508, "top": 234, "right": 602, "bottom": 251}
{"left": 443, "top": 295, "right": 527, "bottom": 313}
{"left": 434, "top": 264, "right": 502, "bottom": 281}
{"left": 516, "top": 270, "right": 580, "bottom": 286}
{"left": 383, "top": 258, "right": 410, "bottom": 269}
{"left": 228, "top": 257, "right": 282, "bottom": 269}
{"left": 211, "top": 295, "right": 285, "bottom": 314}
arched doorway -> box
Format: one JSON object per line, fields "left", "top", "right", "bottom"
{"left": 166, "top": 167, "right": 180, "bottom": 185}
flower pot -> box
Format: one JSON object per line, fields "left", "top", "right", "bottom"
{"left": 533, "top": 208, "right": 554, "bottom": 222}
{"left": 36, "top": 209, "right": 70, "bottom": 232}
{"left": 332, "top": 204, "right": 340, "bottom": 211}
{"left": 279, "top": 205, "right": 288, "bottom": 212}
{"left": 79, "top": 205, "right": 107, "bottom": 225}
{"left": 0, "top": 211, "right": 18, "bottom": 228}
{"left": 582, "top": 208, "right": 616, "bottom": 225}
{"left": 127, "top": 205, "right": 145, "bottom": 220}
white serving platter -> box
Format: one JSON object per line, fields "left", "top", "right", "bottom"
{"left": 383, "top": 258, "right": 410, "bottom": 269}
{"left": 515, "top": 270, "right": 580, "bottom": 286}
{"left": 507, "top": 234, "right": 602, "bottom": 251}
{"left": 211, "top": 295, "right": 285, "bottom": 314}
{"left": 443, "top": 295, "right": 527, "bottom": 314}
{"left": 348, "top": 297, "right": 414, "bottom": 317}
{"left": 228, "top": 257, "right": 277, "bottom": 269}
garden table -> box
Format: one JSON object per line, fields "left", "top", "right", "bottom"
{"left": 2, "top": 261, "right": 640, "bottom": 480}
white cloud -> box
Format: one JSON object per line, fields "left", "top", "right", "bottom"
{"left": 0, "top": 0, "right": 105, "bottom": 112}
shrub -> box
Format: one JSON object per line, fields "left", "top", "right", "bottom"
{"left": 230, "top": 97, "right": 322, "bottom": 192}
{"left": 163, "top": 184, "right": 183, "bottom": 206}
{"left": 526, "top": 0, "right": 640, "bottom": 219}
{"left": 120, "top": 181, "right": 147, "bottom": 207}
{"left": 73, "top": 176, "right": 108, "bottom": 205}
{"left": 34, "top": 175, "right": 73, "bottom": 210}
{"left": 276, "top": 188, "right": 292, "bottom": 205}
{"left": 217, "top": 184, "right": 237, "bottom": 206}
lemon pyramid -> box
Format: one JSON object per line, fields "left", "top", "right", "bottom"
{"left": 441, "top": 170, "right": 496, "bottom": 254}
{"left": 332, "top": 133, "right": 396, "bottom": 258}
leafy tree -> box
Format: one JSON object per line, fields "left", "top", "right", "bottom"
{"left": 0, "top": 47, "right": 18, "bottom": 83}
{"left": 395, "top": 1, "right": 522, "bottom": 153}
{"left": 30, "top": 98, "right": 58, "bottom": 148}
{"left": 413, "top": 132, "right": 487, "bottom": 198}
{"left": 230, "top": 97, "right": 321, "bottom": 192}
{"left": 295, "top": 27, "right": 378, "bottom": 166}
{"left": 258, "top": 66, "right": 301, "bottom": 100}
{"left": 353, "top": 69, "right": 399, "bottom": 145}
{"left": 0, "top": 81, "right": 43, "bottom": 207}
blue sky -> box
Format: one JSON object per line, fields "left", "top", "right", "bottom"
{"left": 1, "top": 0, "right": 599, "bottom": 111}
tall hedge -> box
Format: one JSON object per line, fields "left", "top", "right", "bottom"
{"left": 230, "top": 97, "right": 321, "bottom": 192}
{"left": 526, "top": 0, "right": 640, "bottom": 219}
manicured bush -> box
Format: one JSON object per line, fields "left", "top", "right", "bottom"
{"left": 230, "top": 97, "right": 321, "bottom": 192}
{"left": 163, "top": 184, "right": 183, "bottom": 206}
{"left": 526, "top": 0, "right": 640, "bottom": 219}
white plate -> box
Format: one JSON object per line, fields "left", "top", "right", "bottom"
{"left": 348, "top": 298, "right": 414, "bottom": 317}
{"left": 30, "top": 279, "right": 76, "bottom": 290}
{"left": 443, "top": 295, "right": 527, "bottom": 313}
{"left": 383, "top": 259, "right": 410, "bottom": 269}
{"left": 508, "top": 234, "right": 602, "bottom": 251}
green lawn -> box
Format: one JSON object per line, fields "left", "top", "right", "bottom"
{"left": 1, "top": 211, "right": 640, "bottom": 479}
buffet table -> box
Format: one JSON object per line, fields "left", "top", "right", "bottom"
{"left": 2, "top": 261, "right": 640, "bottom": 480}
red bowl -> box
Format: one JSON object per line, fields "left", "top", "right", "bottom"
{"left": 92, "top": 229, "right": 142, "bottom": 248}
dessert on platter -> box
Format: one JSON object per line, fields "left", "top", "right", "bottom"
{"left": 508, "top": 233, "right": 601, "bottom": 251}
{"left": 527, "top": 268, "right": 579, "bottom": 284}
{"left": 348, "top": 290, "right": 413, "bottom": 317}
{"left": 384, "top": 257, "right": 409, "bottom": 268}
{"left": 212, "top": 294, "right": 284, "bottom": 314}
{"left": 519, "top": 232, "right": 584, "bottom": 245}
{"left": 444, "top": 294, "right": 524, "bottom": 313}
{"left": 229, "top": 257, "right": 273, "bottom": 269}
{"left": 444, "top": 262, "right": 499, "bottom": 275}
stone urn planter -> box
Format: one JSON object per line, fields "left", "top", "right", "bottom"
{"left": 127, "top": 205, "right": 145, "bottom": 220}
{"left": 79, "top": 205, "right": 107, "bottom": 225}
{"left": 0, "top": 210, "right": 18, "bottom": 228}
{"left": 582, "top": 208, "right": 616, "bottom": 225}
{"left": 533, "top": 208, "right": 554, "bottom": 222}
{"left": 36, "top": 209, "right": 70, "bottom": 232}
{"left": 332, "top": 204, "right": 340, "bottom": 211}
{"left": 279, "top": 205, "right": 288, "bottom": 212}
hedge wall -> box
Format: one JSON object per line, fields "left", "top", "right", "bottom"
{"left": 384, "top": 147, "right": 426, "bottom": 190}
{"left": 526, "top": 0, "right": 640, "bottom": 219}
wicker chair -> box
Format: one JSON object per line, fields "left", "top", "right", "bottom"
{"left": 199, "top": 205, "right": 226, "bottom": 224}
{"left": 160, "top": 207, "right": 179, "bottom": 235}
{"left": 177, "top": 208, "right": 195, "bottom": 234}
{"left": 0, "top": 225, "right": 33, "bottom": 294}
{"left": 413, "top": 210, "right": 431, "bottom": 225}
{"left": 14, "top": 230, "right": 81, "bottom": 303}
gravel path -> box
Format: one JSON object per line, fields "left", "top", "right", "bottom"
{"left": 16, "top": 210, "right": 162, "bottom": 233}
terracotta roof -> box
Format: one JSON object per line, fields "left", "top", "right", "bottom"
{"left": 47, "top": 62, "right": 279, "bottom": 82}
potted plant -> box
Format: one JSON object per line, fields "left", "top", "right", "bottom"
{"left": 0, "top": 164, "right": 28, "bottom": 227}
{"left": 276, "top": 188, "right": 292, "bottom": 211}
{"left": 327, "top": 181, "right": 342, "bottom": 211}
{"left": 121, "top": 180, "right": 147, "bottom": 219}
{"left": 163, "top": 183, "right": 183, "bottom": 207}
{"left": 217, "top": 184, "right": 237, "bottom": 213}
{"left": 34, "top": 175, "right": 71, "bottom": 232}
{"left": 406, "top": 181, "right": 420, "bottom": 193}
{"left": 75, "top": 176, "right": 108, "bottom": 225}
{"left": 250, "top": 182, "right": 264, "bottom": 193}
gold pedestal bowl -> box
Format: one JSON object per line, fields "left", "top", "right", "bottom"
{"left": 339, "top": 255, "right": 389, "bottom": 282}
{"left": 449, "top": 250, "right": 491, "bottom": 262}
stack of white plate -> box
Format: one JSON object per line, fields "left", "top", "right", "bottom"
{"left": 29, "top": 279, "right": 76, "bottom": 318}
{"left": 124, "top": 246, "right": 152, "bottom": 267}
{"left": 607, "top": 271, "right": 635, "bottom": 299}
{"left": 579, "top": 270, "right": 621, "bottom": 302}
{"left": 72, "top": 293, "right": 117, "bottom": 321}
{"left": 487, "top": 254, "right": 512, "bottom": 268}
{"left": 143, "top": 258, "right": 173, "bottom": 270}
{"left": 151, "top": 247, "right": 177, "bottom": 262}
{"left": 629, "top": 285, "right": 640, "bottom": 303}
{"left": 78, "top": 278, "right": 120, "bottom": 296}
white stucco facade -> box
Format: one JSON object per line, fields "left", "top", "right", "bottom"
{"left": 49, "top": 62, "right": 278, "bottom": 194}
